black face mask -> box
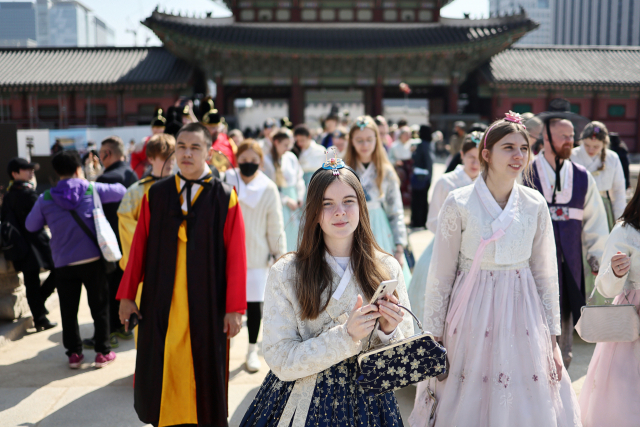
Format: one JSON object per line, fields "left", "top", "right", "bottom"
{"left": 239, "top": 162, "right": 259, "bottom": 177}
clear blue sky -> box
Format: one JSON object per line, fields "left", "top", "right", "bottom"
{"left": 5, "top": 0, "right": 489, "bottom": 46}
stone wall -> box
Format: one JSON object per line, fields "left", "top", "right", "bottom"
{"left": 0, "top": 251, "right": 31, "bottom": 320}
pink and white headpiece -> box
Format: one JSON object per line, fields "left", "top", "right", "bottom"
{"left": 483, "top": 110, "right": 526, "bottom": 148}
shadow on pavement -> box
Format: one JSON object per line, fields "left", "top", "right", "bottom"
{"left": 228, "top": 385, "right": 260, "bottom": 427}
{"left": 16, "top": 375, "right": 147, "bottom": 427}
{"left": 0, "top": 320, "right": 136, "bottom": 415}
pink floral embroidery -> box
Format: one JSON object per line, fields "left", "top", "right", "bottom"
{"left": 459, "top": 372, "right": 465, "bottom": 383}
{"left": 485, "top": 330, "right": 490, "bottom": 338}
{"left": 498, "top": 373, "right": 510, "bottom": 388}
{"left": 526, "top": 329, "right": 529, "bottom": 336}
{"left": 532, "top": 375, "right": 539, "bottom": 382}
{"left": 482, "top": 376, "right": 488, "bottom": 383}
{"left": 453, "top": 328, "right": 457, "bottom": 335}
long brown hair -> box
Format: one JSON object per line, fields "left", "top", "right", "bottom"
{"left": 344, "top": 115, "right": 397, "bottom": 193}
{"left": 295, "top": 167, "right": 390, "bottom": 320}
{"left": 270, "top": 131, "right": 290, "bottom": 188}
{"left": 480, "top": 118, "right": 533, "bottom": 184}
{"left": 580, "top": 121, "right": 609, "bottom": 172}
{"left": 620, "top": 176, "right": 640, "bottom": 230}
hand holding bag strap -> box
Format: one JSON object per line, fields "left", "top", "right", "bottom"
{"left": 586, "top": 280, "right": 633, "bottom": 306}
{"left": 364, "top": 304, "right": 424, "bottom": 352}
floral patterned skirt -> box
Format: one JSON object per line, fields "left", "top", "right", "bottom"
{"left": 239, "top": 356, "right": 404, "bottom": 427}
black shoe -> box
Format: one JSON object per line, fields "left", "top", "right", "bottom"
{"left": 34, "top": 318, "right": 57, "bottom": 332}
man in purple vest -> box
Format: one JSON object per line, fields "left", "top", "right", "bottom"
{"left": 526, "top": 116, "right": 608, "bottom": 368}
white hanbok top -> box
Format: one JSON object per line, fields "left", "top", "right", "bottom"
{"left": 427, "top": 165, "right": 475, "bottom": 234}
{"left": 423, "top": 175, "right": 561, "bottom": 337}
{"left": 297, "top": 142, "right": 327, "bottom": 173}
{"left": 536, "top": 153, "right": 609, "bottom": 265}
{"left": 263, "top": 151, "right": 306, "bottom": 205}
{"left": 388, "top": 139, "right": 413, "bottom": 163}
{"left": 571, "top": 146, "right": 627, "bottom": 219}
{"left": 356, "top": 162, "right": 408, "bottom": 246}
{"left": 263, "top": 252, "right": 413, "bottom": 427}
{"left": 596, "top": 222, "right": 640, "bottom": 298}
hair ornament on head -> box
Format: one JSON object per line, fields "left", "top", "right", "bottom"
{"left": 308, "top": 147, "right": 361, "bottom": 184}
{"left": 592, "top": 126, "right": 601, "bottom": 139}
{"left": 483, "top": 110, "right": 526, "bottom": 148}
{"left": 355, "top": 116, "right": 370, "bottom": 130}
{"left": 470, "top": 132, "right": 483, "bottom": 146}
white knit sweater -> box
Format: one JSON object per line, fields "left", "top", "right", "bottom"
{"left": 229, "top": 170, "right": 287, "bottom": 269}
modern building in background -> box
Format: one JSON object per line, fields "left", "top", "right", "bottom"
{"left": 0, "top": 0, "right": 115, "bottom": 47}
{"left": 490, "top": 0, "right": 640, "bottom": 46}
{"left": 490, "top": 0, "right": 552, "bottom": 44}
{"left": 0, "top": 2, "right": 38, "bottom": 46}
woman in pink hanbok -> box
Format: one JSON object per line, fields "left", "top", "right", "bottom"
{"left": 410, "top": 112, "right": 582, "bottom": 427}
{"left": 579, "top": 178, "right": 640, "bottom": 427}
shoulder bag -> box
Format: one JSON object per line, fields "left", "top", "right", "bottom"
{"left": 356, "top": 305, "right": 447, "bottom": 397}
{"left": 575, "top": 284, "right": 640, "bottom": 343}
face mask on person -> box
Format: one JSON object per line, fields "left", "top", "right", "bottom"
{"left": 239, "top": 162, "right": 259, "bottom": 177}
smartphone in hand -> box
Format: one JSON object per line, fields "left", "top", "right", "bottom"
{"left": 369, "top": 279, "right": 398, "bottom": 305}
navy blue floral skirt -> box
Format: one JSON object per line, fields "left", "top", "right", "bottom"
{"left": 240, "top": 356, "right": 404, "bottom": 427}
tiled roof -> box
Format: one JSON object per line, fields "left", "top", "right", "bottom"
{"left": 144, "top": 12, "right": 537, "bottom": 55}
{"left": 0, "top": 47, "right": 193, "bottom": 90}
{"left": 484, "top": 46, "right": 640, "bottom": 87}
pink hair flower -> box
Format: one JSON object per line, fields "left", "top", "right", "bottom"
{"left": 504, "top": 111, "right": 525, "bottom": 125}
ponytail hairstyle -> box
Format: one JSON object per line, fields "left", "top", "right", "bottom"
{"left": 460, "top": 131, "right": 483, "bottom": 155}
{"left": 270, "top": 131, "right": 290, "bottom": 188}
{"left": 479, "top": 112, "right": 533, "bottom": 184}
{"left": 580, "top": 121, "right": 610, "bottom": 172}
{"left": 620, "top": 174, "right": 640, "bottom": 230}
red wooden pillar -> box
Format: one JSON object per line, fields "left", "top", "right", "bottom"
{"left": 448, "top": 77, "right": 459, "bottom": 114}
{"left": 636, "top": 97, "right": 640, "bottom": 153}
{"left": 216, "top": 75, "right": 225, "bottom": 115}
{"left": 590, "top": 91, "right": 599, "bottom": 120}
{"left": 290, "top": 77, "right": 304, "bottom": 125}
{"left": 374, "top": 77, "right": 383, "bottom": 117}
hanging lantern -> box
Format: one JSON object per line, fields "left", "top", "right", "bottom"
{"left": 399, "top": 82, "right": 412, "bottom": 94}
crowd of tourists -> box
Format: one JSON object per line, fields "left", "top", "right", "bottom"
{"left": 1, "top": 96, "right": 638, "bottom": 427}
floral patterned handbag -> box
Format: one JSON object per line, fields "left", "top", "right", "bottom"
{"left": 356, "top": 305, "right": 447, "bottom": 397}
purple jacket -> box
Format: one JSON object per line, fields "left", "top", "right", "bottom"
{"left": 26, "top": 178, "right": 126, "bottom": 268}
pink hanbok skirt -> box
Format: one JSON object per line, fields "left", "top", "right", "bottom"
{"left": 578, "top": 289, "right": 640, "bottom": 427}
{"left": 411, "top": 267, "right": 582, "bottom": 427}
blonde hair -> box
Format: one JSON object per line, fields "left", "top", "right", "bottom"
{"left": 344, "top": 115, "right": 397, "bottom": 192}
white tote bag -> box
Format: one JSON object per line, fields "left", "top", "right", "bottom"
{"left": 90, "top": 183, "right": 122, "bottom": 262}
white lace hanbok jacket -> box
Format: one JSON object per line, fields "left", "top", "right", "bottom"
{"left": 596, "top": 222, "right": 640, "bottom": 298}
{"left": 356, "top": 162, "right": 408, "bottom": 247}
{"left": 426, "top": 165, "right": 474, "bottom": 234}
{"left": 571, "top": 146, "right": 626, "bottom": 218}
{"left": 423, "top": 176, "right": 561, "bottom": 337}
{"left": 262, "top": 252, "right": 413, "bottom": 427}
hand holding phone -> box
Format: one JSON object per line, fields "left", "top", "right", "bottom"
{"left": 369, "top": 279, "right": 398, "bottom": 305}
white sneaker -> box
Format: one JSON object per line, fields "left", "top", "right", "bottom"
{"left": 246, "top": 345, "right": 261, "bottom": 373}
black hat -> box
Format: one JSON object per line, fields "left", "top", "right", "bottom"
{"left": 535, "top": 98, "right": 589, "bottom": 138}
{"left": 163, "top": 107, "right": 183, "bottom": 137}
{"left": 150, "top": 108, "right": 166, "bottom": 128}
{"left": 8, "top": 157, "right": 37, "bottom": 178}
{"left": 203, "top": 109, "right": 222, "bottom": 126}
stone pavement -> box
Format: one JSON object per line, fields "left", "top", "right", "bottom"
{"left": 0, "top": 162, "right": 596, "bottom": 426}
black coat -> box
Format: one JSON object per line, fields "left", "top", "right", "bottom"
{"left": 1, "top": 181, "right": 54, "bottom": 272}
{"left": 96, "top": 160, "right": 137, "bottom": 243}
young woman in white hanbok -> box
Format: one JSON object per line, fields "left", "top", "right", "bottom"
{"left": 407, "top": 132, "right": 481, "bottom": 328}
{"left": 263, "top": 131, "right": 306, "bottom": 252}
{"left": 571, "top": 121, "right": 627, "bottom": 305}
{"left": 410, "top": 112, "right": 581, "bottom": 427}
{"left": 240, "top": 158, "right": 413, "bottom": 427}
{"left": 579, "top": 179, "right": 640, "bottom": 427}
{"left": 345, "top": 116, "right": 412, "bottom": 286}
